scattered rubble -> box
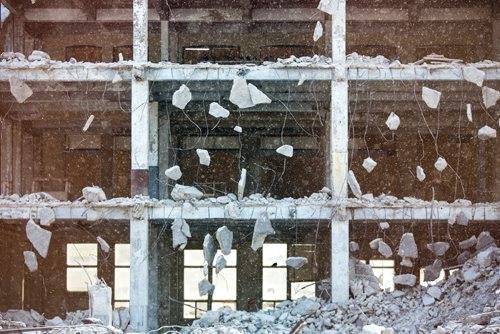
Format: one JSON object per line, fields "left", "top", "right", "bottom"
{"left": 251, "top": 212, "right": 275, "bottom": 251}
{"left": 456, "top": 210, "right": 470, "bottom": 226}
{"left": 171, "top": 184, "right": 204, "bottom": 201}
{"left": 423, "top": 259, "right": 442, "bottom": 282}
{"left": 313, "top": 21, "right": 324, "bottom": 42}
{"left": 482, "top": 86, "right": 500, "bottom": 108}
{"left": 28, "top": 50, "right": 50, "bottom": 61}
{"left": 23, "top": 251, "right": 38, "bottom": 272}
{"left": 434, "top": 157, "right": 448, "bottom": 172}
{"left": 82, "top": 186, "right": 107, "bottom": 202}
{"left": 476, "top": 231, "right": 496, "bottom": 251}
{"left": 317, "top": 0, "right": 335, "bottom": 15}
{"left": 229, "top": 77, "right": 254, "bottom": 109}
{"left": 233, "top": 125, "right": 242, "bottom": 133}
{"left": 459, "top": 235, "right": 477, "bottom": 250}
{"left": 172, "top": 84, "right": 192, "bottom": 109}
{"left": 248, "top": 83, "right": 272, "bottom": 105}
{"left": 276, "top": 144, "right": 294, "bottom": 157}
{"left": 215, "top": 255, "right": 226, "bottom": 274}
{"left": 165, "top": 165, "right": 183, "bottom": 180}
{"left": 196, "top": 149, "right": 211, "bottom": 166}
{"left": 362, "top": 157, "right": 377, "bottom": 173}
{"left": 422, "top": 86, "right": 441, "bottom": 109}
{"left": 285, "top": 257, "right": 308, "bottom": 269}
{"left": 379, "top": 222, "right": 389, "bottom": 230}
{"left": 393, "top": 274, "right": 417, "bottom": 287}
{"left": 9, "top": 76, "right": 33, "bottom": 103}
{"left": 350, "top": 241, "right": 360, "bottom": 252}
{"left": 209, "top": 102, "right": 230, "bottom": 118}
{"left": 198, "top": 278, "right": 215, "bottom": 296}
{"left": 96, "top": 236, "right": 110, "bottom": 252}
{"left": 385, "top": 112, "right": 400, "bottom": 131}
{"left": 237, "top": 168, "right": 247, "bottom": 200}
{"left": 478, "top": 125, "right": 497, "bottom": 140}
{"left": 216, "top": 226, "right": 233, "bottom": 255}
{"left": 26, "top": 219, "right": 52, "bottom": 258}
{"left": 172, "top": 218, "right": 191, "bottom": 250}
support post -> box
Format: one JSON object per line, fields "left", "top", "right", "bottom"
{"left": 160, "top": 20, "right": 169, "bottom": 61}
{"left": 0, "top": 119, "right": 13, "bottom": 195}
{"left": 329, "top": 0, "right": 349, "bottom": 303}
{"left": 148, "top": 101, "right": 159, "bottom": 199}
{"left": 12, "top": 121, "right": 22, "bottom": 194}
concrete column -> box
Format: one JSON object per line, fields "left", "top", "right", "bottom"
{"left": 0, "top": 119, "right": 13, "bottom": 195}
{"left": 329, "top": 0, "right": 349, "bottom": 303}
{"left": 148, "top": 102, "right": 159, "bottom": 199}
{"left": 158, "top": 106, "right": 173, "bottom": 199}
{"left": 160, "top": 21, "right": 169, "bottom": 61}
{"left": 12, "top": 121, "right": 22, "bottom": 194}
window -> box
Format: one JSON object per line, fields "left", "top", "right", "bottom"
{"left": 368, "top": 259, "right": 395, "bottom": 291}
{"left": 183, "top": 249, "right": 237, "bottom": 319}
{"left": 66, "top": 243, "right": 98, "bottom": 292}
{"left": 114, "top": 244, "right": 130, "bottom": 308}
{"left": 290, "top": 244, "right": 316, "bottom": 300}
{"left": 262, "top": 244, "right": 287, "bottom": 309}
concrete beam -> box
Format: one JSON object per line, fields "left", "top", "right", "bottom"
{"left": 419, "top": 7, "right": 491, "bottom": 21}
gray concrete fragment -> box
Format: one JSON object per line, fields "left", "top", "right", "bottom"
{"left": 39, "top": 207, "right": 55, "bottom": 226}
{"left": 457, "top": 251, "right": 471, "bottom": 265}
{"left": 215, "top": 255, "right": 226, "bottom": 274}
{"left": 198, "top": 278, "right": 215, "bottom": 296}
{"left": 215, "top": 226, "right": 233, "bottom": 255}
{"left": 422, "top": 294, "right": 435, "bottom": 306}
{"left": 463, "top": 67, "right": 485, "bottom": 87}
{"left": 463, "top": 266, "right": 481, "bottom": 282}
{"left": 434, "top": 157, "right": 448, "bottom": 172}
{"left": 393, "top": 274, "right": 417, "bottom": 287}
{"left": 466, "top": 103, "right": 473, "bottom": 122}
{"left": 379, "top": 222, "right": 390, "bottom": 230}
{"left": 347, "top": 170, "right": 362, "bottom": 198}
{"left": 378, "top": 240, "right": 393, "bottom": 258}
{"left": 285, "top": 256, "right": 308, "bottom": 269}
{"left": 362, "top": 324, "right": 392, "bottom": 334}
{"left": 23, "top": 251, "right": 38, "bottom": 272}
{"left": 229, "top": 77, "right": 254, "bottom": 109}
{"left": 9, "top": 76, "right": 33, "bottom": 103}
{"left": 350, "top": 241, "right": 360, "bottom": 252}
{"left": 476, "top": 231, "right": 496, "bottom": 251}
{"left": 82, "top": 186, "right": 107, "bottom": 202}
{"left": 400, "top": 257, "right": 413, "bottom": 267}
{"left": 292, "top": 298, "right": 320, "bottom": 316}
{"left": 203, "top": 234, "right": 216, "bottom": 265}
{"left": 171, "top": 184, "right": 203, "bottom": 201}
{"left": 208, "top": 102, "right": 230, "bottom": 118}
{"left": 248, "top": 83, "right": 271, "bottom": 105}
{"left": 82, "top": 115, "right": 95, "bottom": 132}
{"left": 233, "top": 125, "right": 242, "bottom": 133}
{"left": 251, "top": 212, "right": 275, "bottom": 251}
{"left": 398, "top": 233, "right": 418, "bottom": 258}
{"left": 96, "top": 236, "right": 110, "bottom": 252}
{"left": 459, "top": 236, "right": 477, "bottom": 250}
{"left": 225, "top": 201, "right": 242, "bottom": 219}
{"left": 237, "top": 168, "right": 247, "bottom": 200}
{"left": 197, "top": 310, "right": 220, "bottom": 327}
{"left": 26, "top": 219, "right": 51, "bottom": 258}
{"left": 172, "top": 84, "right": 192, "bottom": 109}
{"left": 482, "top": 86, "right": 500, "bottom": 108}
{"left": 112, "top": 73, "right": 123, "bottom": 84}
{"left": 28, "top": 50, "right": 50, "bottom": 61}
{"left": 477, "top": 247, "right": 496, "bottom": 268}
{"left": 424, "top": 259, "right": 442, "bottom": 281}
{"left": 385, "top": 112, "right": 400, "bottom": 130}
{"left": 118, "top": 308, "right": 130, "bottom": 330}
{"left": 456, "top": 211, "right": 470, "bottom": 226}
{"left": 427, "top": 242, "right": 450, "bottom": 257}
{"left": 362, "top": 157, "right": 377, "bottom": 173}
{"left": 416, "top": 166, "right": 426, "bottom": 181}
{"left": 172, "top": 218, "right": 191, "bottom": 250}
{"left": 88, "top": 280, "right": 112, "bottom": 326}
{"left": 313, "top": 21, "right": 324, "bottom": 42}
{"left": 478, "top": 125, "right": 497, "bottom": 140}
{"left": 427, "top": 286, "right": 442, "bottom": 300}
{"left": 317, "top": 0, "right": 335, "bottom": 15}
{"left": 422, "top": 86, "right": 441, "bottom": 109}
{"left": 165, "top": 165, "right": 182, "bottom": 180}
{"left": 369, "top": 238, "right": 381, "bottom": 250}
{"left": 196, "top": 149, "right": 211, "bottom": 166}
{"left": 46, "top": 316, "right": 64, "bottom": 326}
{"left": 276, "top": 144, "right": 294, "bottom": 157}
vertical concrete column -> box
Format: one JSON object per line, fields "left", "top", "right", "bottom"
{"left": 12, "top": 121, "right": 22, "bottom": 194}
{"left": 149, "top": 102, "right": 159, "bottom": 198}
{"left": 0, "top": 119, "right": 13, "bottom": 195}
{"left": 329, "top": 0, "right": 349, "bottom": 303}
{"left": 160, "top": 20, "right": 169, "bottom": 61}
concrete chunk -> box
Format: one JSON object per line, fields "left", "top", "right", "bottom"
{"left": 233, "top": 125, "right": 242, "bottom": 133}
{"left": 165, "top": 165, "right": 182, "bottom": 180}
{"left": 476, "top": 231, "right": 496, "bottom": 251}
{"left": 422, "top": 86, "right": 441, "bottom": 109}
{"left": 172, "top": 218, "right": 191, "bottom": 250}
{"left": 23, "top": 251, "right": 38, "bottom": 272}
{"left": 434, "top": 157, "right": 448, "bottom": 172}
{"left": 362, "top": 324, "right": 390, "bottom": 334}
{"left": 385, "top": 112, "right": 400, "bottom": 130}
{"left": 427, "top": 286, "right": 442, "bottom": 300}
{"left": 379, "top": 222, "right": 390, "bottom": 230}
{"left": 82, "top": 186, "right": 107, "bottom": 202}
{"left": 229, "top": 77, "right": 254, "bottom": 109}
{"left": 456, "top": 211, "right": 470, "bottom": 226}
{"left": 457, "top": 251, "right": 471, "bottom": 265}
{"left": 313, "top": 21, "right": 323, "bottom": 42}
{"left": 215, "top": 255, "right": 226, "bottom": 274}
{"left": 198, "top": 278, "right": 215, "bottom": 296}
{"left": 482, "top": 86, "right": 500, "bottom": 108}
{"left": 398, "top": 233, "right": 418, "bottom": 259}
{"left": 378, "top": 240, "right": 393, "bottom": 258}
{"left": 416, "top": 165, "right": 426, "bottom": 181}
{"left": 203, "top": 234, "right": 216, "bottom": 265}
{"left": 39, "top": 207, "right": 55, "bottom": 226}
{"left": 362, "top": 157, "right": 377, "bottom": 173}
{"left": 209, "top": 102, "right": 230, "bottom": 118}
{"left": 88, "top": 280, "right": 112, "bottom": 326}
{"left": 463, "top": 266, "right": 481, "bottom": 282}
{"left": 26, "top": 219, "right": 51, "bottom": 258}
{"left": 422, "top": 294, "right": 435, "bottom": 306}
{"left": 248, "top": 83, "right": 271, "bottom": 105}
{"left": 459, "top": 236, "right": 477, "bottom": 250}
{"left": 463, "top": 66, "right": 485, "bottom": 87}
{"left": 96, "top": 236, "right": 110, "bottom": 252}
{"left": 276, "top": 144, "right": 294, "bottom": 157}
{"left": 466, "top": 103, "right": 473, "bottom": 122}
{"left": 350, "top": 241, "right": 360, "bottom": 252}
{"left": 196, "top": 149, "right": 211, "bottom": 166}
{"left": 347, "top": 170, "right": 362, "bottom": 198}
{"left": 478, "top": 125, "right": 497, "bottom": 140}
{"left": 28, "top": 50, "right": 50, "bottom": 61}
{"left": 369, "top": 238, "right": 381, "bottom": 250}
{"left": 393, "top": 274, "right": 417, "bottom": 287}
{"left": 251, "top": 212, "right": 275, "bottom": 251}
{"left": 424, "top": 259, "right": 442, "bottom": 281}
{"left": 82, "top": 115, "right": 95, "bottom": 132}
{"left": 286, "top": 256, "right": 308, "bottom": 269}
{"left": 477, "top": 247, "right": 495, "bottom": 268}
{"left": 215, "top": 226, "right": 233, "bottom": 255}
{"left": 171, "top": 184, "right": 203, "bottom": 201}
{"left": 292, "top": 298, "right": 320, "bottom": 316}
{"left": 237, "top": 168, "right": 247, "bottom": 200}
{"left": 172, "top": 84, "right": 192, "bottom": 109}
{"left": 317, "top": 0, "right": 335, "bottom": 15}
{"left": 9, "top": 76, "right": 33, "bottom": 103}
{"left": 426, "top": 242, "right": 450, "bottom": 257}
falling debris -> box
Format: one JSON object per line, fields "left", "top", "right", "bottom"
{"left": 347, "top": 170, "right": 362, "bottom": 198}
{"left": 313, "top": 21, "right": 324, "bottom": 42}
{"left": 317, "top": 0, "right": 335, "bottom": 15}
{"left": 362, "top": 157, "right": 377, "bottom": 173}
{"left": 229, "top": 77, "right": 254, "bottom": 109}
{"left": 369, "top": 238, "right": 382, "bottom": 250}
{"left": 82, "top": 186, "right": 107, "bottom": 203}
{"left": 298, "top": 73, "right": 307, "bottom": 86}
{"left": 164, "top": 165, "right": 182, "bottom": 180}
{"left": 215, "top": 255, "right": 226, "bottom": 274}
{"left": 286, "top": 257, "right": 308, "bottom": 269}
{"left": 171, "top": 184, "right": 203, "bottom": 201}
{"left": 385, "top": 112, "right": 400, "bottom": 130}
{"left": 198, "top": 278, "right": 215, "bottom": 296}
{"left": 459, "top": 236, "right": 477, "bottom": 250}
{"left": 456, "top": 211, "right": 470, "bottom": 226}
{"left": 478, "top": 125, "right": 497, "bottom": 140}
{"left": 172, "top": 84, "right": 192, "bottom": 109}
{"left": 476, "top": 231, "right": 496, "bottom": 251}
{"left": 233, "top": 125, "right": 242, "bottom": 133}
{"left": 379, "top": 222, "right": 389, "bottom": 230}
{"left": 350, "top": 241, "right": 360, "bottom": 252}
{"left": 427, "top": 242, "right": 450, "bottom": 257}
{"left": 398, "top": 233, "right": 418, "bottom": 267}
{"left": 466, "top": 104, "right": 473, "bottom": 122}
{"left": 422, "top": 86, "right": 441, "bottom": 109}
{"left": 434, "top": 157, "right": 448, "bottom": 172}
{"left": 171, "top": 218, "right": 191, "bottom": 250}
{"left": 203, "top": 234, "right": 216, "bottom": 265}
{"left": 215, "top": 226, "right": 233, "bottom": 255}
{"left": 196, "top": 149, "right": 211, "bottom": 166}
{"left": 112, "top": 72, "right": 123, "bottom": 84}
{"left": 39, "top": 207, "right": 55, "bottom": 226}
{"left": 362, "top": 324, "right": 394, "bottom": 334}
{"left": 248, "top": 83, "right": 272, "bottom": 105}
{"left": 237, "top": 168, "right": 247, "bottom": 200}
{"left": 393, "top": 274, "right": 417, "bottom": 287}
{"left": 88, "top": 279, "right": 112, "bottom": 326}
{"left": 96, "top": 236, "right": 110, "bottom": 252}
{"left": 23, "top": 251, "right": 38, "bottom": 272}
{"left": 251, "top": 212, "right": 275, "bottom": 251}
{"left": 463, "top": 67, "right": 485, "bottom": 87}
{"left": 482, "top": 86, "right": 500, "bottom": 108}
{"left": 9, "top": 76, "right": 33, "bottom": 103}
{"left": 209, "top": 102, "right": 230, "bottom": 118}
{"left": 424, "top": 259, "right": 442, "bottom": 281}
{"left": 377, "top": 240, "right": 393, "bottom": 258}
{"left": 416, "top": 165, "right": 426, "bottom": 182}
{"left": 82, "top": 115, "right": 95, "bottom": 132}
{"left": 28, "top": 50, "right": 50, "bottom": 61}
{"left": 26, "top": 219, "right": 51, "bottom": 258}
{"left": 276, "top": 144, "right": 294, "bottom": 157}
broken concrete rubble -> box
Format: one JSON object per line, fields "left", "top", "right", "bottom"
{"left": 424, "top": 259, "right": 442, "bottom": 282}
{"left": 26, "top": 219, "right": 52, "bottom": 258}
{"left": 350, "top": 241, "right": 360, "bottom": 252}
{"left": 229, "top": 77, "right": 254, "bottom": 109}
{"left": 347, "top": 170, "right": 362, "bottom": 198}
{"left": 237, "top": 168, "right": 247, "bottom": 201}
{"left": 165, "top": 165, "right": 182, "bottom": 180}
{"left": 426, "top": 242, "right": 450, "bottom": 257}
{"left": 434, "top": 157, "right": 448, "bottom": 172}
{"left": 248, "top": 83, "right": 272, "bottom": 105}
{"left": 362, "top": 157, "right": 377, "bottom": 173}
{"left": 172, "top": 84, "right": 192, "bottom": 109}
{"left": 39, "top": 207, "right": 55, "bottom": 226}
{"left": 478, "top": 125, "right": 497, "bottom": 140}
{"left": 215, "top": 255, "right": 226, "bottom": 274}
{"left": 171, "top": 218, "right": 191, "bottom": 250}
{"left": 393, "top": 274, "right": 417, "bottom": 287}
{"left": 379, "top": 222, "right": 390, "bottom": 230}
{"left": 385, "top": 112, "right": 400, "bottom": 130}
{"left": 23, "top": 251, "right": 38, "bottom": 272}
{"left": 209, "top": 102, "right": 230, "bottom": 118}
{"left": 416, "top": 165, "right": 426, "bottom": 181}
{"left": 482, "top": 86, "right": 500, "bottom": 108}
{"left": 215, "top": 226, "right": 233, "bottom": 255}
{"left": 276, "top": 144, "right": 294, "bottom": 157}
{"left": 422, "top": 86, "right": 442, "bottom": 109}
{"left": 459, "top": 235, "right": 477, "bottom": 249}
{"left": 88, "top": 279, "right": 112, "bottom": 326}
{"left": 28, "top": 50, "right": 50, "bottom": 61}
{"left": 198, "top": 278, "right": 215, "bottom": 296}
{"left": 251, "top": 212, "right": 275, "bottom": 251}
{"left": 82, "top": 114, "right": 95, "bottom": 132}
{"left": 476, "top": 231, "right": 496, "bottom": 251}
{"left": 317, "top": 0, "right": 335, "bottom": 15}
{"left": 171, "top": 184, "right": 203, "bottom": 201}
{"left": 378, "top": 240, "right": 393, "bottom": 258}
{"left": 285, "top": 256, "right": 308, "bottom": 269}
{"left": 233, "top": 125, "right": 242, "bottom": 133}
{"left": 96, "top": 236, "right": 110, "bottom": 252}
{"left": 463, "top": 66, "right": 485, "bottom": 87}
{"left": 82, "top": 186, "right": 107, "bottom": 202}
{"left": 9, "top": 76, "right": 33, "bottom": 103}
{"left": 203, "top": 234, "right": 216, "bottom": 265}
{"left": 398, "top": 233, "right": 418, "bottom": 266}
{"left": 456, "top": 210, "right": 470, "bottom": 226}
{"left": 466, "top": 103, "right": 473, "bottom": 122}
{"left": 196, "top": 149, "right": 211, "bottom": 166}
{"left": 313, "top": 21, "right": 324, "bottom": 42}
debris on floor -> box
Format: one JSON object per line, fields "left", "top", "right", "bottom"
{"left": 82, "top": 186, "right": 107, "bottom": 203}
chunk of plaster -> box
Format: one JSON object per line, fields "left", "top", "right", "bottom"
{"left": 209, "top": 102, "right": 230, "bottom": 118}
{"left": 230, "top": 77, "right": 254, "bottom": 109}
{"left": 434, "top": 157, "right": 448, "bottom": 172}
{"left": 422, "top": 87, "right": 441, "bottom": 109}
{"left": 233, "top": 126, "right": 242, "bottom": 133}
{"left": 82, "top": 115, "right": 95, "bottom": 132}
{"left": 276, "top": 144, "right": 294, "bottom": 157}
{"left": 347, "top": 170, "right": 362, "bottom": 198}
{"left": 385, "top": 112, "right": 400, "bottom": 130}
{"left": 172, "top": 84, "right": 192, "bottom": 109}
{"left": 196, "top": 149, "right": 211, "bottom": 166}
{"left": 466, "top": 104, "right": 472, "bottom": 122}
{"left": 416, "top": 166, "right": 426, "bottom": 182}
{"left": 362, "top": 157, "right": 377, "bottom": 173}
{"left": 313, "top": 21, "right": 324, "bottom": 42}
{"left": 248, "top": 83, "right": 271, "bottom": 105}
{"left": 478, "top": 125, "right": 497, "bottom": 140}
{"left": 9, "top": 76, "right": 33, "bottom": 103}
{"left": 463, "top": 67, "right": 485, "bottom": 87}
{"left": 165, "top": 165, "right": 182, "bottom": 180}
{"left": 482, "top": 86, "right": 500, "bottom": 109}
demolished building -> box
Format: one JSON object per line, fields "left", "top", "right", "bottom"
{"left": 0, "top": 0, "right": 499, "bottom": 332}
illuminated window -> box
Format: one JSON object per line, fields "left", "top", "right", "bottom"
{"left": 368, "top": 259, "right": 395, "bottom": 291}
{"left": 66, "top": 243, "right": 98, "bottom": 292}
{"left": 262, "top": 244, "right": 287, "bottom": 309}
{"left": 183, "top": 249, "right": 237, "bottom": 319}
{"left": 114, "top": 244, "right": 130, "bottom": 308}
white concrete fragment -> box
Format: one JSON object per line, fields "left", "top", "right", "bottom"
{"left": 46, "top": 316, "right": 64, "bottom": 326}
{"left": 434, "top": 157, "right": 448, "bottom": 172}
{"left": 478, "top": 125, "right": 497, "bottom": 140}
{"left": 317, "top": 0, "right": 335, "bottom": 15}
{"left": 172, "top": 218, "right": 191, "bottom": 250}
{"left": 393, "top": 274, "right": 417, "bottom": 287}
{"left": 350, "top": 241, "right": 360, "bottom": 252}
{"left": 362, "top": 157, "right": 377, "bottom": 173}
{"left": 426, "top": 242, "right": 450, "bottom": 257}
{"left": 39, "top": 207, "right": 55, "bottom": 226}
{"left": 379, "top": 222, "right": 390, "bottom": 230}
{"left": 229, "top": 77, "right": 254, "bottom": 109}
{"left": 165, "top": 165, "right": 182, "bottom": 180}
{"left": 82, "top": 115, "right": 95, "bottom": 132}
{"left": 216, "top": 226, "right": 233, "bottom": 255}
{"left": 422, "top": 294, "right": 435, "bottom": 306}
{"left": 203, "top": 234, "right": 216, "bottom": 265}
{"left": 112, "top": 73, "right": 123, "bottom": 84}
{"left": 251, "top": 212, "right": 275, "bottom": 251}
{"left": 476, "top": 231, "right": 495, "bottom": 251}
{"left": 23, "top": 251, "right": 38, "bottom": 272}
{"left": 237, "top": 168, "right": 247, "bottom": 200}
{"left": 398, "top": 233, "right": 418, "bottom": 259}
{"left": 347, "top": 170, "right": 362, "bottom": 198}
{"left": 477, "top": 247, "right": 495, "bottom": 268}
{"left": 292, "top": 299, "right": 320, "bottom": 316}
{"left": 369, "top": 238, "right": 381, "bottom": 250}
{"left": 424, "top": 259, "right": 442, "bottom": 281}
{"left": 233, "top": 125, "right": 242, "bottom": 133}
{"left": 378, "top": 240, "right": 393, "bottom": 258}
{"left": 459, "top": 236, "right": 477, "bottom": 250}
{"left": 482, "top": 86, "right": 500, "bottom": 108}
{"left": 416, "top": 165, "right": 426, "bottom": 182}
{"left": 215, "top": 255, "right": 226, "bottom": 274}
{"left": 171, "top": 184, "right": 203, "bottom": 201}
{"left": 385, "top": 112, "right": 400, "bottom": 130}
{"left": 198, "top": 278, "right": 215, "bottom": 296}
{"left": 285, "top": 257, "right": 308, "bottom": 269}
{"left": 9, "top": 76, "right": 33, "bottom": 103}
{"left": 88, "top": 280, "right": 112, "bottom": 326}
{"left": 248, "top": 83, "right": 272, "bottom": 105}
{"left": 172, "top": 84, "right": 192, "bottom": 109}
{"left": 196, "top": 149, "right": 211, "bottom": 166}
{"left": 276, "top": 144, "right": 294, "bottom": 157}
{"left": 463, "top": 67, "right": 485, "bottom": 87}
{"left": 298, "top": 73, "right": 307, "bottom": 86}
{"left": 463, "top": 266, "right": 481, "bottom": 282}
{"left": 466, "top": 104, "right": 473, "bottom": 122}
{"left": 96, "top": 236, "right": 110, "bottom": 253}
{"left": 26, "top": 219, "right": 51, "bottom": 258}
{"left": 422, "top": 86, "right": 441, "bottom": 109}
{"left": 427, "top": 286, "right": 442, "bottom": 300}
{"left": 456, "top": 211, "right": 470, "bottom": 226}
{"left": 28, "top": 50, "right": 50, "bottom": 61}
{"left": 313, "top": 21, "right": 323, "bottom": 42}
{"left": 362, "top": 324, "right": 386, "bottom": 334}
{"left": 82, "top": 186, "right": 107, "bottom": 202}
{"left": 209, "top": 102, "right": 230, "bottom": 118}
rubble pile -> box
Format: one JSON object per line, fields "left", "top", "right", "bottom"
{"left": 185, "top": 247, "right": 499, "bottom": 334}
